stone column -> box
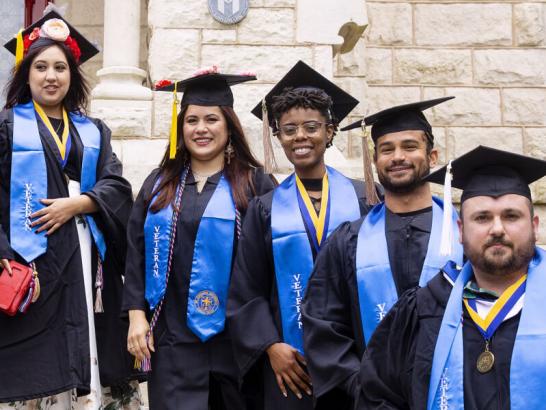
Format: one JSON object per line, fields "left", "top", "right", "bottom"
{"left": 91, "top": 0, "right": 152, "bottom": 138}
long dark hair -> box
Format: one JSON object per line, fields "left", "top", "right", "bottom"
{"left": 3, "top": 39, "right": 89, "bottom": 112}
{"left": 149, "top": 105, "right": 262, "bottom": 212}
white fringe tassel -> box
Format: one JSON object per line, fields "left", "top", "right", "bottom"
{"left": 439, "top": 161, "right": 453, "bottom": 257}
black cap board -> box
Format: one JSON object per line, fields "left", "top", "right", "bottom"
{"left": 341, "top": 96, "right": 454, "bottom": 142}
{"left": 425, "top": 145, "right": 546, "bottom": 202}
{"left": 155, "top": 73, "right": 256, "bottom": 107}
{"left": 251, "top": 60, "right": 358, "bottom": 126}
{"left": 3, "top": 10, "right": 99, "bottom": 64}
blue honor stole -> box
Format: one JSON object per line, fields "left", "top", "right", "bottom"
{"left": 356, "top": 196, "right": 463, "bottom": 345}
{"left": 271, "top": 166, "right": 360, "bottom": 353}
{"left": 144, "top": 174, "right": 236, "bottom": 342}
{"left": 11, "top": 102, "right": 106, "bottom": 263}
{"left": 427, "top": 247, "right": 546, "bottom": 410}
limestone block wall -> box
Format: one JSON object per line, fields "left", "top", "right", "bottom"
{"left": 339, "top": 0, "right": 546, "bottom": 241}
{"left": 147, "top": 0, "right": 368, "bottom": 185}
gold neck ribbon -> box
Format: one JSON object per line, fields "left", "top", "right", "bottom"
{"left": 33, "top": 101, "right": 70, "bottom": 160}
{"left": 295, "top": 173, "right": 330, "bottom": 246}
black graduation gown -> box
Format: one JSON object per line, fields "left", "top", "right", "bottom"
{"left": 122, "top": 167, "right": 275, "bottom": 410}
{"left": 301, "top": 206, "right": 433, "bottom": 409}
{"left": 0, "top": 108, "right": 135, "bottom": 402}
{"left": 227, "top": 178, "right": 371, "bottom": 410}
{"left": 358, "top": 272, "right": 519, "bottom": 410}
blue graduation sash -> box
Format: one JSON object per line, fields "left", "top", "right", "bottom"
{"left": 271, "top": 166, "right": 361, "bottom": 354}
{"left": 144, "top": 174, "right": 236, "bottom": 342}
{"left": 10, "top": 102, "right": 105, "bottom": 263}
{"left": 356, "top": 196, "right": 463, "bottom": 345}
{"left": 427, "top": 248, "right": 546, "bottom": 410}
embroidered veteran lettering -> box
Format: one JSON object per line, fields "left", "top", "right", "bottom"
{"left": 23, "top": 183, "right": 34, "bottom": 231}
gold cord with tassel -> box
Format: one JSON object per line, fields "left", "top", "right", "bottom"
{"left": 169, "top": 83, "right": 178, "bottom": 160}
{"left": 15, "top": 29, "right": 24, "bottom": 68}
{"left": 361, "top": 123, "right": 380, "bottom": 206}
{"left": 262, "top": 99, "right": 277, "bottom": 174}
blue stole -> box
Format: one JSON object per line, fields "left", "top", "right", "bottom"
{"left": 10, "top": 102, "right": 106, "bottom": 263}
{"left": 356, "top": 196, "right": 463, "bottom": 345}
{"left": 144, "top": 174, "right": 236, "bottom": 342}
{"left": 271, "top": 166, "right": 361, "bottom": 354}
{"left": 427, "top": 248, "right": 546, "bottom": 410}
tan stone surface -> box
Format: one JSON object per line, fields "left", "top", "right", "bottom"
{"left": 447, "top": 127, "right": 524, "bottom": 158}
{"left": 90, "top": 100, "right": 153, "bottom": 138}
{"left": 314, "top": 46, "right": 334, "bottom": 79}
{"left": 362, "top": 47, "right": 392, "bottom": 84}
{"left": 148, "top": 28, "right": 200, "bottom": 82}
{"left": 364, "top": 85, "right": 421, "bottom": 115}
{"left": 503, "top": 88, "right": 546, "bottom": 125}
{"left": 337, "top": 40, "right": 368, "bottom": 76}
{"left": 394, "top": 49, "right": 472, "bottom": 85}
{"left": 474, "top": 49, "right": 546, "bottom": 86}
{"left": 264, "top": 0, "right": 296, "bottom": 6}
{"left": 201, "top": 45, "right": 313, "bottom": 82}
{"left": 148, "top": 0, "right": 222, "bottom": 29}
{"left": 238, "top": 8, "right": 294, "bottom": 44}
{"left": 423, "top": 87, "right": 502, "bottom": 126}
{"left": 202, "top": 29, "right": 237, "bottom": 44}
{"left": 415, "top": 3, "right": 512, "bottom": 46}
{"left": 122, "top": 138, "right": 168, "bottom": 190}
{"left": 514, "top": 3, "right": 546, "bottom": 46}
{"left": 366, "top": 3, "right": 412, "bottom": 46}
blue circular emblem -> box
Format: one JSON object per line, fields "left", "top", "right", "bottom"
{"left": 194, "top": 290, "right": 220, "bottom": 315}
{"left": 208, "top": 0, "right": 249, "bottom": 25}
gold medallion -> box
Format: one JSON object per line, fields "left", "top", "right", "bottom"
{"left": 477, "top": 350, "right": 495, "bottom": 373}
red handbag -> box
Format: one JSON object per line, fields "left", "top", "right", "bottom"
{"left": 0, "top": 261, "right": 34, "bottom": 316}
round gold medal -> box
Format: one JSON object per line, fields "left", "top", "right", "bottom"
{"left": 477, "top": 350, "right": 495, "bottom": 373}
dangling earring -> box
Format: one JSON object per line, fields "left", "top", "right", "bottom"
{"left": 225, "top": 137, "right": 235, "bottom": 165}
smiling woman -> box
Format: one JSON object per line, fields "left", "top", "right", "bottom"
{"left": 0, "top": 10, "right": 140, "bottom": 410}
{"left": 122, "top": 68, "right": 276, "bottom": 409}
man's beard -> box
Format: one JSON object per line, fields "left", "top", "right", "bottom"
{"left": 464, "top": 232, "right": 536, "bottom": 277}
{"left": 377, "top": 162, "right": 430, "bottom": 194}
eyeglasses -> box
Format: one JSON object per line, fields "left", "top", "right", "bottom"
{"left": 278, "top": 121, "right": 328, "bottom": 138}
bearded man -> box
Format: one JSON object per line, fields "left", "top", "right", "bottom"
{"left": 301, "top": 97, "right": 463, "bottom": 409}
{"left": 358, "top": 145, "right": 546, "bottom": 410}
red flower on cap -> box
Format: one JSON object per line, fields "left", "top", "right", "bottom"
{"left": 154, "top": 79, "right": 173, "bottom": 89}
{"left": 21, "top": 19, "right": 81, "bottom": 62}
{"left": 64, "top": 36, "right": 81, "bottom": 62}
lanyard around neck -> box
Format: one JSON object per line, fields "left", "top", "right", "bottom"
{"left": 33, "top": 101, "right": 70, "bottom": 161}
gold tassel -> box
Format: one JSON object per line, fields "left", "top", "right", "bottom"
{"left": 262, "top": 99, "right": 277, "bottom": 174}
{"left": 169, "top": 83, "right": 178, "bottom": 160}
{"left": 15, "top": 29, "right": 24, "bottom": 68}
{"left": 361, "top": 123, "right": 380, "bottom": 206}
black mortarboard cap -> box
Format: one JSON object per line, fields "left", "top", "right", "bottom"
{"left": 425, "top": 145, "right": 546, "bottom": 202}
{"left": 341, "top": 96, "right": 454, "bottom": 142}
{"left": 155, "top": 73, "right": 256, "bottom": 107}
{"left": 251, "top": 60, "right": 358, "bottom": 125}
{"left": 3, "top": 10, "right": 99, "bottom": 64}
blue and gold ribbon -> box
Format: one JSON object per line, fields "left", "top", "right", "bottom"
{"left": 464, "top": 274, "right": 526, "bottom": 341}
{"left": 295, "top": 174, "right": 330, "bottom": 253}
{"left": 33, "top": 101, "right": 71, "bottom": 167}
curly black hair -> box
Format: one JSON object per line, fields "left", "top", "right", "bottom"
{"left": 270, "top": 87, "right": 337, "bottom": 147}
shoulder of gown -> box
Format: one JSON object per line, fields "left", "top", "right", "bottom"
{"left": 358, "top": 271, "right": 452, "bottom": 410}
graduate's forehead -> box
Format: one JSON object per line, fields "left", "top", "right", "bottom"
{"left": 375, "top": 130, "right": 427, "bottom": 147}
{"left": 461, "top": 194, "right": 532, "bottom": 216}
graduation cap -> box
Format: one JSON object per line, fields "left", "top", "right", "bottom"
{"left": 425, "top": 145, "right": 546, "bottom": 256}
{"left": 251, "top": 60, "right": 358, "bottom": 126}
{"left": 154, "top": 68, "right": 256, "bottom": 159}
{"left": 155, "top": 71, "right": 256, "bottom": 108}
{"left": 340, "top": 96, "right": 454, "bottom": 142}
{"left": 251, "top": 60, "right": 359, "bottom": 175}
{"left": 3, "top": 9, "right": 99, "bottom": 65}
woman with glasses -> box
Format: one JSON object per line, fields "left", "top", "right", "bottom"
{"left": 0, "top": 10, "right": 138, "bottom": 409}
{"left": 227, "top": 61, "right": 378, "bottom": 410}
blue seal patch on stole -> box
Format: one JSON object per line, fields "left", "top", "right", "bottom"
{"left": 194, "top": 290, "right": 220, "bottom": 315}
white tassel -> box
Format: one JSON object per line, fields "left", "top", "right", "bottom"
{"left": 439, "top": 161, "right": 453, "bottom": 257}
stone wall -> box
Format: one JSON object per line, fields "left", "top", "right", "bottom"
{"left": 0, "top": 0, "right": 24, "bottom": 107}
{"left": 340, "top": 0, "right": 546, "bottom": 241}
